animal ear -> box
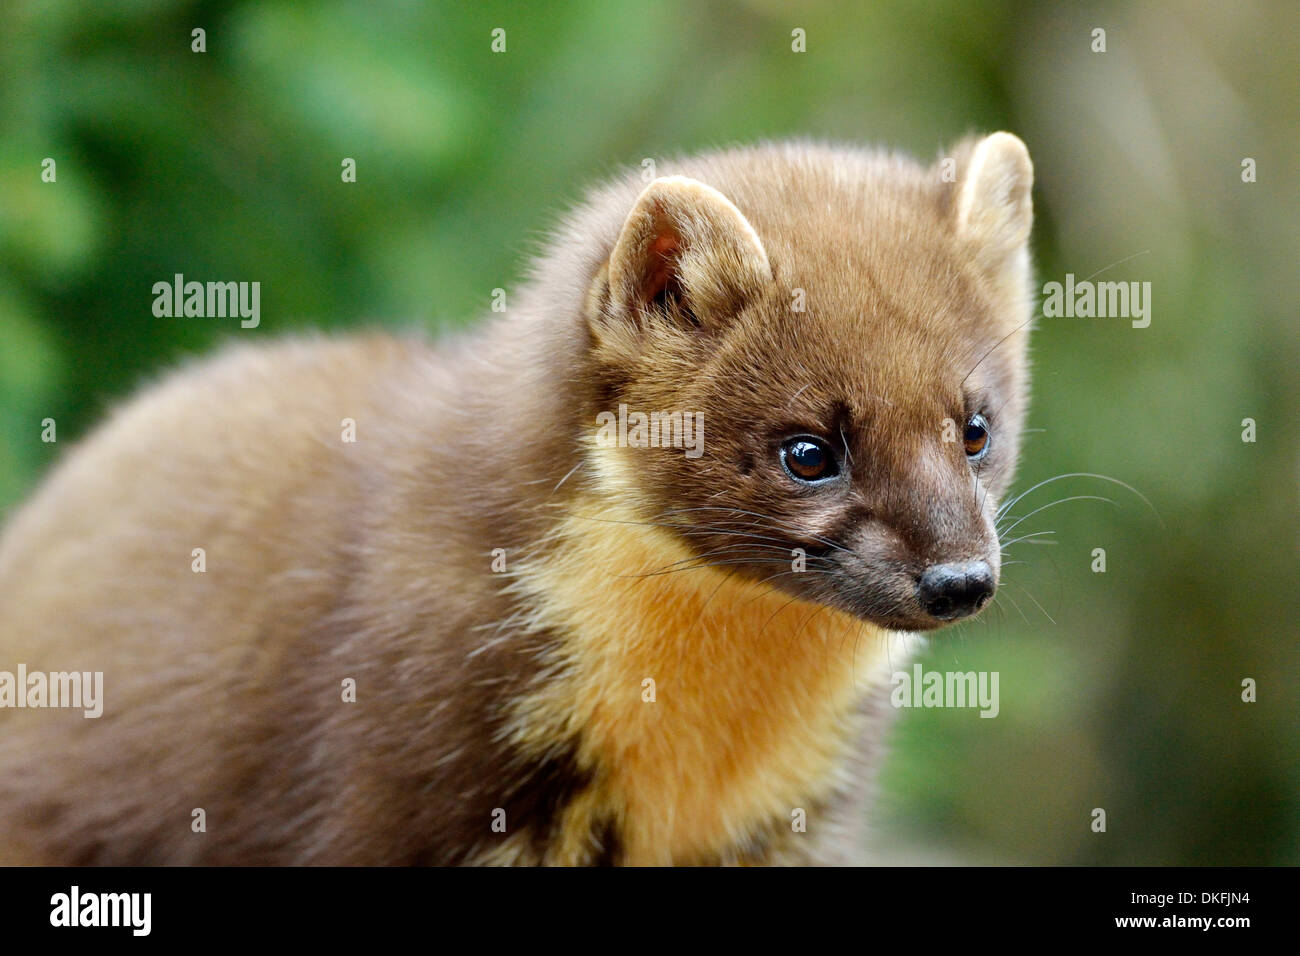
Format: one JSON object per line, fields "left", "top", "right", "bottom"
{"left": 603, "top": 176, "right": 772, "bottom": 329}
{"left": 950, "top": 132, "right": 1034, "bottom": 272}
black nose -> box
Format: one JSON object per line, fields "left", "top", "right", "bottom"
{"left": 917, "top": 561, "right": 995, "bottom": 620}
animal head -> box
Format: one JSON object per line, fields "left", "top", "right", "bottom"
{"left": 581, "top": 135, "right": 1034, "bottom": 631}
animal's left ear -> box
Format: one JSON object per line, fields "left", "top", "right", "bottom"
{"left": 950, "top": 132, "right": 1034, "bottom": 273}
{"left": 602, "top": 175, "right": 772, "bottom": 331}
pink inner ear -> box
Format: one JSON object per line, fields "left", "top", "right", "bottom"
{"left": 643, "top": 230, "right": 681, "bottom": 302}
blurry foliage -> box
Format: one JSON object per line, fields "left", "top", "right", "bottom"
{"left": 0, "top": 0, "right": 1295, "bottom": 863}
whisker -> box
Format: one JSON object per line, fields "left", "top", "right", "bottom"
{"left": 619, "top": 557, "right": 800, "bottom": 580}
{"left": 999, "top": 530, "right": 1057, "bottom": 548}
{"left": 625, "top": 559, "right": 842, "bottom": 581}
{"left": 651, "top": 506, "right": 856, "bottom": 555}
{"left": 635, "top": 543, "right": 834, "bottom": 577}
{"left": 998, "top": 495, "right": 1115, "bottom": 537}
{"left": 1000, "top": 581, "right": 1056, "bottom": 626}
{"left": 960, "top": 316, "right": 1034, "bottom": 388}
{"left": 996, "top": 472, "right": 1163, "bottom": 527}
{"left": 565, "top": 511, "right": 813, "bottom": 552}
{"left": 994, "top": 588, "right": 1031, "bottom": 625}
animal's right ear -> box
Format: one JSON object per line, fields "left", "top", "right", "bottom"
{"left": 947, "top": 132, "right": 1034, "bottom": 275}
{"left": 591, "top": 176, "right": 772, "bottom": 335}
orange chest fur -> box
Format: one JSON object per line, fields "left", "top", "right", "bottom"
{"left": 507, "top": 492, "right": 896, "bottom": 864}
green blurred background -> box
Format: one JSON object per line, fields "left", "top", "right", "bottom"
{"left": 1, "top": 0, "right": 1296, "bottom": 864}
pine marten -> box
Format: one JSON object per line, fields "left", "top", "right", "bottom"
{"left": 0, "top": 134, "right": 1034, "bottom": 865}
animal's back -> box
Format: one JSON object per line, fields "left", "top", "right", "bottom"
{"left": 0, "top": 334, "right": 430, "bottom": 863}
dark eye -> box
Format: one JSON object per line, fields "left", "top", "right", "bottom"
{"left": 964, "top": 414, "right": 991, "bottom": 460}
{"left": 780, "top": 437, "right": 838, "bottom": 483}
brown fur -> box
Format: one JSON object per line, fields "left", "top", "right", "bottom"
{"left": 0, "top": 137, "right": 1034, "bottom": 864}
